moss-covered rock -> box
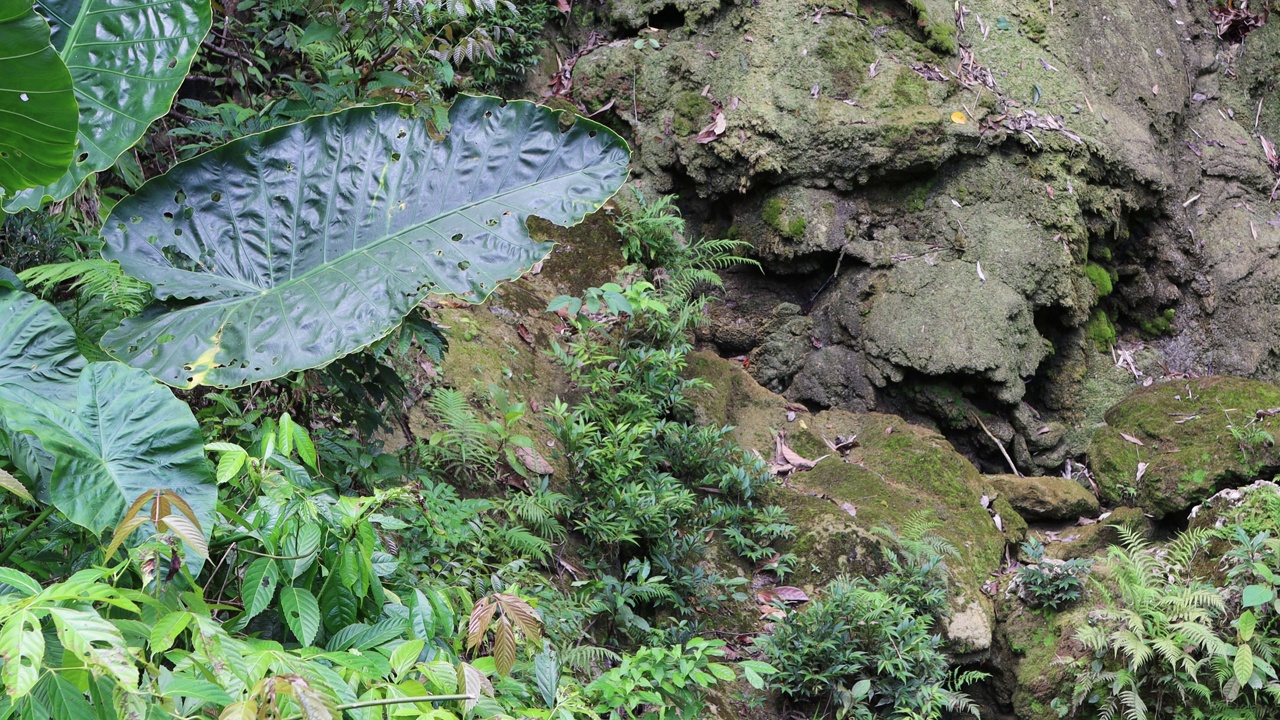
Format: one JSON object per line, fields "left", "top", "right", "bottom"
{"left": 1089, "top": 376, "right": 1280, "bottom": 519}
{"left": 688, "top": 350, "right": 1018, "bottom": 653}
{"left": 990, "top": 474, "right": 1100, "bottom": 521}
{"left": 1188, "top": 480, "right": 1280, "bottom": 537}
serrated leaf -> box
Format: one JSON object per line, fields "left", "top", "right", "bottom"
{"left": 0, "top": 0, "right": 77, "bottom": 197}
{"left": 158, "top": 513, "right": 207, "bottom": 559}
{"left": 240, "top": 558, "right": 279, "bottom": 620}
{"left": 1239, "top": 610, "right": 1257, "bottom": 643}
{"left": 318, "top": 575, "right": 357, "bottom": 634}
{"left": 100, "top": 97, "right": 630, "bottom": 389}
{"left": 284, "top": 525, "right": 322, "bottom": 578}
{"left": 0, "top": 610, "right": 43, "bottom": 698}
{"left": 47, "top": 607, "right": 138, "bottom": 689}
{"left": 388, "top": 638, "right": 424, "bottom": 681}
{"left": 492, "top": 616, "right": 516, "bottom": 677}
{"left": 1235, "top": 643, "right": 1254, "bottom": 686}
{"left": 148, "top": 611, "right": 191, "bottom": 654}
{"left": 4, "top": 0, "right": 213, "bottom": 210}
{"left": 279, "top": 586, "right": 320, "bottom": 647}
{"left": 467, "top": 597, "right": 498, "bottom": 650}
{"left": 39, "top": 673, "right": 94, "bottom": 720}
{"left": 160, "top": 676, "right": 234, "bottom": 705}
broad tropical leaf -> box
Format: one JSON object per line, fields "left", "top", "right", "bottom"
{"left": 47, "top": 607, "right": 139, "bottom": 689}
{"left": 4, "top": 0, "right": 212, "bottom": 210}
{"left": 0, "top": 285, "right": 85, "bottom": 403}
{"left": 279, "top": 587, "right": 321, "bottom": 647}
{"left": 0, "top": 361, "right": 215, "bottom": 535}
{"left": 241, "top": 558, "right": 279, "bottom": 621}
{"left": 0, "top": 0, "right": 77, "bottom": 197}
{"left": 0, "top": 610, "right": 44, "bottom": 698}
{"left": 101, "top": 96, "right": 630, "bottom": 388}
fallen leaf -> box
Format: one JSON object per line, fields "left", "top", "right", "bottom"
{"left": 976, "top": 261, "right": 986, "bottom": 282}
{"left": 556, "top": 0, "right": 570, "bottom": 10}
{"left": 744, "top": 33, "right": 754, "bottom": 42}
{"left": 992, "top": 513, "right": 1003, "bottom": 531}
{"left": 1077, "top": 516, "right": 1097, "bottom": 525}
{"left": 1135, "top": 461, "right": 1149, "bottom": 484}
{"left": 1119, "top": 432, "right": 1145, "bottom": 446}
{"left": 951, "top": 111, "right": 968, "bottom": 124}
{"left": 514, "top": 447, "right": 555, "bottom": 475}
{"left": 979, "top": 494, "right": 991, "bottom": 509}
{"left": 516, "top": 323, "right": 535, "bottom": 346}
{"left": 773, "top": 586, "right": 810, "bottom": 603}
{"left": 839, "top": 502, "right": 858, "bottom": 518}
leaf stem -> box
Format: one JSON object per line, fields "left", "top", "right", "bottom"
{"left": 0, "top": 505, "right": 58, "bottom": 566}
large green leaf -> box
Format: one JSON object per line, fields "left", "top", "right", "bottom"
{"left": 0, "top": 361, "right": 215, "bottom": 535}
{"left": 100, "top": 96, "right": 630, "bottom": 388}
{"left": 0, "top": 0, "right": 77, "bottom": 197}
{"left": 0, "top": 285, "right": 86, "bottom": 499}
{"left": 3, "top": 0, "right": 212, "bottom": 210}
{"left": 0, "top": 285, "right": 86, "bottom": 403}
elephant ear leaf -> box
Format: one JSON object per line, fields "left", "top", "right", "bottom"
{"left": 101, "top": 96, "right": 631, "bottom": 389}
{"left": 0, "top": 285, "right": 86, "bottom": 404}
{"left": 3, "top": 0, "right": 212, "bottom": 211}
{"left": 0, "top": 361, "right": 215, "bottom": 538}
{"left": 0, "top": 0, "right": 77, "bottom": 198}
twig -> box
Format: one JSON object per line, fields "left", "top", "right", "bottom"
{"left": 1183, "top": 193, "right": 1201, "bottom": 207}
{"left": 972, "top": 413, "right": 1022, "bottom": 477}
{"left": 1257, "top": 98, "right": 1264, "bottom": 131}
{"left": 0, "top": 505, "right": 56, "bottom": 566}
{"left": 201, "top": 39, "right": 253, "bottom": 65}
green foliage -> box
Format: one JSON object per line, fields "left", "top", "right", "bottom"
{"left": 1016, "top": 537, "right": 1091, "bottom": 611}
{"left": 5, "top": 0, "right": 212, "bottom": 211}
{"left": 585, "top": 637, "right": 740, "bottom": 719}
{"left": 670, "top": 92, "right": 713, "bottom": 137}
{"left": 101, "top": 98, "right": 629, "bottom": 390}
{"left": 1064, "top": 525, "right": 1280, "bottom": 719}
{"left": 754, "top": 524, "right": 985, "bottom": 719}
{"left": 0, "top": 0, "right": 77, "bottom": 199}
{"left": 1139, "top": 308, "right": 1177, "bottom": 338}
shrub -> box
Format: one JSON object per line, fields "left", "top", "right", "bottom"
{"left": 1015, "top": 537, "right": 1091, "bottom": 610}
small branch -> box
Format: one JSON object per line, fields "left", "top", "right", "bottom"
{"left": 0, "top": 505, "right": 58, "bottom": 566}
{"left": 201, "top": 39, "right": 253, "bottom": 65}
{"left": 972, "top": 413, "right": 1022, "bottom": 477}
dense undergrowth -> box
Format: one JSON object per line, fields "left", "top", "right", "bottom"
{"left": 3, "top": 0, "right": 1280, "bottom": 718}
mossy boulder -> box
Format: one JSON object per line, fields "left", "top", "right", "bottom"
{"left": 1089, "top": 376, "right": 1280, "bottom": 519}
{"left": 991, "top": 594, "right": 1090, "bottom": 720}
{"left": 989, "top": 474, "right": 1100, "bottom": 521}
{"left": 688, "top": 350, "right": 1021, "bottom": 653}
{"left": 1039, "top": 506, "right": 1150, "bottom": 561}
{"left": 1188, "top": 480, "right": 1280, "bottom": 537}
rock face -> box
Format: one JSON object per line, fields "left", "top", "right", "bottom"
{"left": 989, "top": 474, "right": 1100, "bottom": 521}
{"left": 1089, "top": 376, "right": 1280, "bottom": 519}
{"left": 565, "top": 0, "right": 1280, "bottom": 475}
{"left": 687, "top": 350, "right": 1024, "bottom": 654}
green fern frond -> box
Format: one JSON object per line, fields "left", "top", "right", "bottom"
{"left": 19, "top": 258, "right": 151, "bottom": 314}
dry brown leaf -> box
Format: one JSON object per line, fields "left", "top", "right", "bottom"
{"left": 514, "top": 446, "right": 554, "bottom": 475}
{"left": 838, "top": 502, "right": 858, "bottom": 518}
{"left": 1119, "top": 432, "right": 1145, "bottom": 446}
{"left": 773, "top": 586, "right": 810, "bottom": 603}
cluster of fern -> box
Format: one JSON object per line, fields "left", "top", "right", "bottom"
{"left": 1062, "top": 525, "right": 1280, "bottom": 719}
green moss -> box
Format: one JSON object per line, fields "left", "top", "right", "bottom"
{"left": 1089, "top": 377, "right": 1280, "bottom": 518}
{"left": 762, "top": 197, "right": 806, "bottom": 240}
{"left": 816, "top": 18, "right": 877, "bottom": 94}
{"left": 906, "top": 0, "right": 955, "bottom": 53}
{"left": 891, "top": 69, "right": 930, "bottom": 107}
{"left": 1084, "top": 310, "right": 1115, "bottom": 351}
{"left": 671, "top": 91, "right": 712, "bottom": 136}
{"left": 1084, "top": 263, "right": 1113, "bottom": 297}
{"left": 1022, "top": 13, "right": 1046, "bottom": 43}
{"left": 1138, "top": 308, "right": 1176, "bottom": 338}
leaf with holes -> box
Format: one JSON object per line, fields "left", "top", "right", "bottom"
{"left": 280, "top": 586, "right": 321, "bottom": 647}
{"left": 0, "top": 609, "right": 44, "bottom": 699}
{"left": 47, "top": 607, "right": 138, "bottom": 689}
{"left": 0, "top": 362, "right": 215, "bottom": 540}
{"left": 0, "top": 0, "right": 77, "bottom": 198}
{"left": 240, "top": 558, "right": 279, "bottom": 621}
{"left": 100, "top": 96, "right": 630, "bottom": 388}
{"left": 4, "top": 0, "right": 211, "bottom": 210}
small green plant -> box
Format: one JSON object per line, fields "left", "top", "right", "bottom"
{"left": 585, "top": 637, "right": 742, "bottom": 719}
{"left": 1064, "top": 525, "right": 1280, "bottom": 719}
{"left": 1015, "top": 538, "right": 1091, "bottom": 610}
{"left": 755, "top": 522, "right": 984, "bottom": 718}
